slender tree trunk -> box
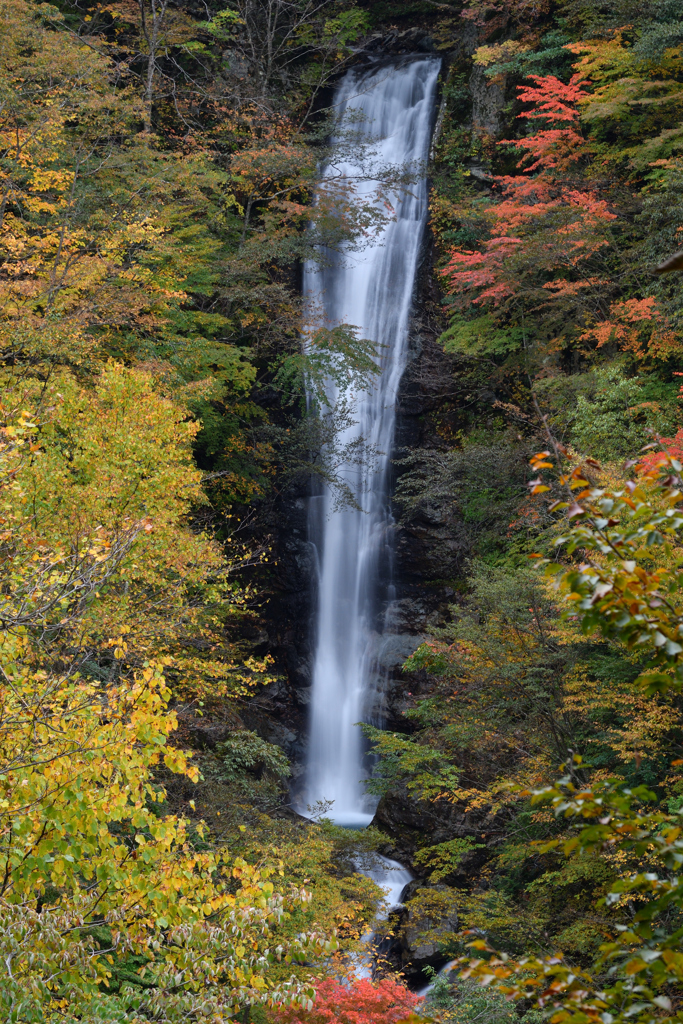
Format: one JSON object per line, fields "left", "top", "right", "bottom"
{"left": 139, "top": 0, "right": 167, "bottom": 133}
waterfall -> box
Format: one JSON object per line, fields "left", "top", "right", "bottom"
{"left": 301, "top": 57, "right": 440, "bottom": 828}
{"left": 354, "top": 856, "right": 415, "bottom": 979}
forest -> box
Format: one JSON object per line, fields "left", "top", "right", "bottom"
{"left": 4, "top": 0, "right": 683, "bottom": 1020}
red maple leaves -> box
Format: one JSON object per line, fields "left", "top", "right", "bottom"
{"left": 507, "top": 73, "right": 590, "bottom": 171}
{"left": 272, "top": 976, "right": 420, "bottom": 1024}
{"left": 640, "top": 430, "right": 683, "bottom": 470}
{"left": 441, "top": 73, "right": 615, "bottom": 308}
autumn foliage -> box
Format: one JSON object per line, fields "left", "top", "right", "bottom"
{"left": 0, "top": 0, "right": 379, "bottom": 1017}
{"left": 6, "top": 0, "right": 683, "bottom": 1018}
{"left": 449, "top": 446, "right": 683, "bottom": 1024}
{"left": 271, "top": 976, "right": 420, "bottom": 1024}
{"left": 442, "top": 73, "right": 615, "bottom": 309}
{"left": 435, "top": 5, "right": 683, "bottom": 365}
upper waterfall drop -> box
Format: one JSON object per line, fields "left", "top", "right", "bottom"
{"left": 301, "top": 57, "right": 440, "bottom": 827}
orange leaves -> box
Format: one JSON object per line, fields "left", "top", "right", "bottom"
{"left": 440, "top": 73, "right": 615, "bottom": 312}
{"left": 505, "top": 126, "right": 586, "bottom": 172}
{"left": 580, "top": 296, "right": 679, "bottom": 359}
{"left": 500, "top": 75, "right": 593, "bottom": 175}
{"left": 516, "top": 73, "right": 591, "bottom": 122}
{"left": 530, "top": 450, "right": 559, "bottom": 472}
{"left": 500, "top": 74, "right": 591, "bottom": 175}
{"left": 529, "top": 450, "right": 554, "bottom": 495}
{"left": 441, "top": 243, "right": 516, "bottom": 306}
{"left": 271, "top": 976, "right": 420, "bottom": 1024}
{"left": 542, "top": 277, "right": 607, "bottom": 297}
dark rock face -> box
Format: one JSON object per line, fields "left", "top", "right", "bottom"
{"left": 235, "top": 488, "right": 316, "bottom": 779}
{"left": 372, "top": 786, "right": 504, "bottom": 983}
{"left": 401, "top": 884, "right": 459, "bottom": 970}
{"left": 363, "top": 27, "right": 438, "bottom": 55}
{"left": 373, "top": 785, "right": 499, "bottom": 875}
{"left": 265, "top": 495, "right": 315, "bottom": 682}
{"left": 187, "top": 721, "right": 236, "bottom": 751}
{"left": 444, "top": 12, "right": 507, "bottom": 140}
{"left": 470, "top": 64, "right": 506, "bottom": 136}
{"left": 374, "top": 883, "right": 458, "bottom": 984}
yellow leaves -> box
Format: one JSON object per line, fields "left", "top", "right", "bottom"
{"left": 566, "top": 34, "right": 636, "bottom": 88}
{"left": 473, "top": 40, "right": 531, "bottom": 68}
{"left": 624, "top": 958, "right": 650, "bottom": 975}
{"left": 0, "top": 6, "right": 230, "bottom": 347}
{"left": 25, "top": 166, "right": 74, "bottom": 194}
{"left": 164, "top": 747, "right": 197, "bottom": 781}
{"left": 0, "top": 362, "right": 231, "bottom": 643}
{"left": 224, "top": 192, "right": 245, "bottom": 216}
{"left": 123, "top": 216, "right": 165, "bottom": 246}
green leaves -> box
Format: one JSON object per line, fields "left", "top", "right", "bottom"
{"left": 415, "top": 838, "right": 486, "bottom": 882}
{"left": 529, "top": 446, "right": 683, "bottom": 693}
{"left": 272, "top": 322, "right": 379, "bottom": 410}
{"left": 452, "top": 449, "right": 683, "bottom": 1022}
{"left": 460, "top": 765, "right": 683, "bottom": 1024}
{"left": 361, "top": 725, "right": 461, "bottom": 801}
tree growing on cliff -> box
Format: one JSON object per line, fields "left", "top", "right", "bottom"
{"left": 439, "top": 72, "right": 617, "bottom": 364}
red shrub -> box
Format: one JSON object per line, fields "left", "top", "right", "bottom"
{"left": 272, "top": 976, "right": 420, "bottom": 1024}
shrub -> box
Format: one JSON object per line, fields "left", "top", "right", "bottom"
{"left": 271, "top": 976, "right": 419, "bottom": 1024}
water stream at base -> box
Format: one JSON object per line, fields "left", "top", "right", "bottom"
{"left": 298, "top": 54, "right": 440, "bottom": 964}
{"left": 353, "top": 856, "right": 414, "bottom": 980}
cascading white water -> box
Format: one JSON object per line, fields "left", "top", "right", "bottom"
{"left": 301, "top": 57, "right": 440, "bottom": 827}
{"left": 354, "top": 855, "right": 414, "bottom": 979}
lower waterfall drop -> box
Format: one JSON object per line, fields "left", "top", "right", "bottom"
{"left": 301, "top": 55, "right": 440, "bottom": 829}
